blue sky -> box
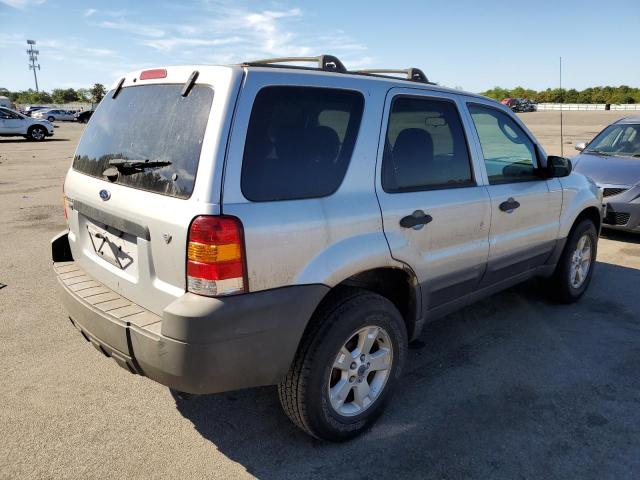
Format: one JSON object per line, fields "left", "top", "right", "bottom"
{"left": 0, "top": 0, "right": 638, "bottom": 93}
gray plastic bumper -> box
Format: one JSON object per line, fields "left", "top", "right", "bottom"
{"left": 53, "top": 234, "right": 328, "bottom": 394}
{"left": 603, "top": 200, "right": 640, "bottom": 232}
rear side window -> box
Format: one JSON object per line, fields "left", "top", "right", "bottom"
{"left": 241, "top": 86, "right": 364, "bottom": 202}
{"left": 73, "top": 84, "right": 213, "bottom": 199}
{"left": 382, "top": 96, "right": 474, "bottom": 192}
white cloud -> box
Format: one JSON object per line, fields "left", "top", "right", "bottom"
{"left": 142, "top": 36, "right": 243, "bottom": 52}
{"left": 84, "top": 8, "right": 97, "bottom": 17}
{"left": 0, "top": 0, "right": 45, "bottom": 9}
{"left": 33, "top": 38, "right": 118, "bottom": 63}
{"left": 80, "top": 4, "right": 370, "bottom": 67}
{"left": 0, "top": 32, "right": 23, "bottom": 47}
{"left": 96, "top": 19, "right": 166, "bottom": 38}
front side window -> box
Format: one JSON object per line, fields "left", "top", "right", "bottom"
{"left": 0, "top": 108, "right": 21, "bottom": 119}
{"left": 468, "top": 104, "right": 538, "bottom": 184}
{"left": 241, "top": 86, "right": 364, "bottom": 202}
{"left": 382, "top": 96, "right": 474, "bottom": 192}
{"left": 585, "top": 124, "right": 640, "bottom": 156}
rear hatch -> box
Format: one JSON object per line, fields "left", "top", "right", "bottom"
{"left": 63, "top": 66, "right": 242, "bottom": 315}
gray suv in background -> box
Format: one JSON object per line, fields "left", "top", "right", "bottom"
{"left": 52, "top": 56, "right": 604, "bottom": 441}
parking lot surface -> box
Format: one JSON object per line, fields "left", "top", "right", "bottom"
{"left": 1, "top": 112, "right": 638, "bottom": 479}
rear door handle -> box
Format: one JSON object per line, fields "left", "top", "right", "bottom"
{"left": 499, "top": 197, "right": 521, "bottom": 213}
{"left": 400, "top": 210, "right": 433, "bottom": 230}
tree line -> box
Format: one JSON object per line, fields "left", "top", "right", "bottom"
{"left": 0, "top": 83, "right": 107, "bottom": 105}
{"left": 481, "top": 85, "right": 640, "bottom": 104}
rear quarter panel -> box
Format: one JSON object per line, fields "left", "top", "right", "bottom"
{"left": 221, "top": 69, "right": 404, "bottom": 292}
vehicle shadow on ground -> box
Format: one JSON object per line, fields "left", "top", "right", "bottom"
{"left": 601, "top": 229, "right": 640, "bottom": 244}
{"left": 175, "top": 261, "right": 640, "bottom": 480}
{"left": 0, "top": 138, "right": 69, "bottom": 144}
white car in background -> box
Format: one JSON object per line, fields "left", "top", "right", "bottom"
{"left": 32, "top": 108, "right": 75, "bottom": 122}
{"left": 0, "top": 107, "right": 54, "bottom": 140}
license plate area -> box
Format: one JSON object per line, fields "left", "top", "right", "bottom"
{"left": 87, "top": 222, "right": 137, "bottom": 271}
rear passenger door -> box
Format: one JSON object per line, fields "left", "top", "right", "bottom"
{"left": 376, "top": 89, "right": 491, "bottom": 310}
{"left": 464, "top": 101, "right": 562, "bottom": 285}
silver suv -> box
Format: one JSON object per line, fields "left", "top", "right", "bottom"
{"left": 52, "top": 56, "right": 604, "bottom": 441}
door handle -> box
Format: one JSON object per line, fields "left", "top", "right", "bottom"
{"left": 400, "top": 210, "right": 433, "bottom": 229}
{"left": 499, "top": 197, "right": 521, "bottom": 213}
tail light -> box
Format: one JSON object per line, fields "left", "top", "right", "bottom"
{"left": 186, "top": 216, "right": 247, "bottom": 297}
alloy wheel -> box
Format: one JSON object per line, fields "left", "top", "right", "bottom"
{"left": 328, "top": 325, "right": 393, "bottom": 417}
{"left": 570, "top": 233, "right": 592, "bottom": 289}
{"left": 31, "top": 127, "right": 45, "bottom": 140}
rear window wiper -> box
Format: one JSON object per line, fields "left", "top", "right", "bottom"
{"left": 108, "top": 158, "right": 172, "bottom": 169}
{"left": 103, "top": 158, "right": 172, "bottom": 179}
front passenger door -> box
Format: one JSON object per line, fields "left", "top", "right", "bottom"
{"left": 376, "top": 91, "right": 491, "bottom": 311}
{"left": 466, "top": 102, "right": 562, "bottom": 285}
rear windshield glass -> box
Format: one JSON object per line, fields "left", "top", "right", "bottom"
{"left": 73, "top": 84, "right": 213, "bottom": 199}
{"left": 241, "top": 86, "right": 364, "bottom": 202}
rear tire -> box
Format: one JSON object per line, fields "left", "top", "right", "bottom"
{"left": 278, "top": 288, "right": 408, "bottom": 441}
{"left": 47, "top": 116, "right": 55, "bottom": 122}
{"left": 547, "top": 219, "right": 597, "bottom": 303}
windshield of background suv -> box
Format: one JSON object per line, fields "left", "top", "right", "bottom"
{"left": 73, "top": 84, "right": 213, "bottom": 199}
{"left": 585, "top": 124, "right": 640, "bottom": 156}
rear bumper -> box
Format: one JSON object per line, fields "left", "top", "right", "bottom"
{"left": 52, "top": 233, "right": 328, "bottom": 394}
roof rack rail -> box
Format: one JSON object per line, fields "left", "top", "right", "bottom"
{"left": 352, "top": 68, "right": 430, "bottom": 83}
{"left": 243, "top": 55, "right": 347, "bottom": 73}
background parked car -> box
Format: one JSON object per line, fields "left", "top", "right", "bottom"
{"left": 33, "top": 108, "right": 75, "bottom": 122}
{"left": 74, "top": 110, "right": 94, "bottom": 123}
{"left": 518, "top": 99, "right": 536, "bottom": 112}
{"left": 573, "top": 115, "right": 640, "bottom": 233}
{"left": 23, "top": 105, "right": 49, "bottom": 116}
{"left": 501, "top": 98, "right": 536, "bottom": 113}
{"left": 0, "top": 106, "right": 54, "bottom": 140}
{"left": 501, "top": 98, "right": 518, "bottom": 110}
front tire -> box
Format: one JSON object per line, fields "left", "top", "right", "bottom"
{"left": 47, "top": 116, "right": 55, "bottom": 122}
{"left": 278, "top": 288, "right": 408, "bottom": 441}
{"left": 27, "top": 126, "right": 47, "bottom": 141}
{"left": 547, "top": 219, "right": 598, "bottom": 303}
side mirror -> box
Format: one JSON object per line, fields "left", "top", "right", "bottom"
{"left": 546, "top": 155, "right": 572, "bottom": 178}
{"left": 575, "top": 142, "right": 587, "bottom": 152}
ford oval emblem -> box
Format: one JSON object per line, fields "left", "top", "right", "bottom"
{"left": 99, "top": 189, "right": 111, "bottom": 201}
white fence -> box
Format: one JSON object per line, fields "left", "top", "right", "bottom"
{"left": 536, "top": 103, "right": 640, "bottom": 111}
{"left": 609, "top": 104, "right": 640, "bottom": 111}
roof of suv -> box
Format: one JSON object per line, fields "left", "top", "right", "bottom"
{"left": 237, "top": 55, "right": 487, "bottom": 100}
{"left": 119, "top": 55, "right": 489, "bottom": 103}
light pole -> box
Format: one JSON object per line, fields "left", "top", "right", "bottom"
{"left": 26, "top": 39, "right": 41, "bottom": 92}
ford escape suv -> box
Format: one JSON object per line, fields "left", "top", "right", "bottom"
{"left": 52, "top": 56, "right": 604, "bottom": 441}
